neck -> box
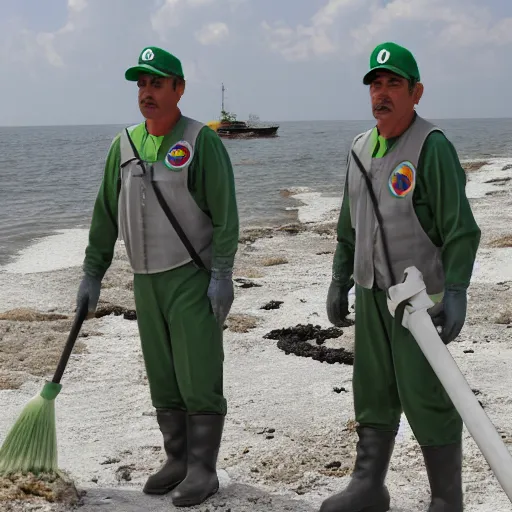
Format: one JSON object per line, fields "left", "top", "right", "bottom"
{"left": 146, "top": 108, "right": 181, "bottom": 136}
{"left": 377, "top": 110, "right": 416, "bottom": 139}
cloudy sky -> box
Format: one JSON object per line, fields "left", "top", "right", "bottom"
{"left": 1, "top": 0, "right": 511, "bottom": 126}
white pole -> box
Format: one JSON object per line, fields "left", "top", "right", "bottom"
{"left": 387, "top": 267, "right": 512, "bottom": 503}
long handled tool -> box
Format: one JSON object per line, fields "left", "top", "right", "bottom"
{"left": 387, "top": 266, "right": 512, "bottom": 502}
{"left": 350, "top": 148, "right": 512, "bottom": 503}
{"left": 0, "top": 298, "right": 88, "bottom": 476}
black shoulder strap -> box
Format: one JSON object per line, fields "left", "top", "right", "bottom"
{"left": 350, "top": 149, "right": 396, "bottom": 287}
{"left": 151, "top": 182, "right": 206, "bottom": 270}
{"left": 123, "top": 129, "right": 207, "bottom": 271}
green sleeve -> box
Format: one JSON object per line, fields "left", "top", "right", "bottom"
{"left": 417, "top": 131, "right": 481, "bottom": 289}
{"left": 192, "top": 127, "right": 239, "bottom": 270}
{"left": 332, "top": 175, "right": 355, "bottom": 283}
{"left": 83, "top": 135, "right": 121, "bottom": 279}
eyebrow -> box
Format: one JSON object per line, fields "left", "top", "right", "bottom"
{"left": 373, "top": 75, "right": 403, "bottom": 84}
{"left": 137, "top": 76, "right": 163, "bottom": 86}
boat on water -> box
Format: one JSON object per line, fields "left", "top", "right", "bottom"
{"left": 216, "top": 118, "right": 279, "bottom": 138}
{"left": 207, "top": 84, "right": 279, "bottom": 139}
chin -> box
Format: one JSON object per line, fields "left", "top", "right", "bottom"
{"left": 140, "top": 107, "right": 158, "bottom": 120}
{"left": 374, "top": 111, "right": 392, "bottom": 121}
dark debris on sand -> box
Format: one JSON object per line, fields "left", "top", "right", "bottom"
{"left": 234, "top": 278, "right": 263, "bottom": 289}
{"left": 260, "top": 301, "right": 284, "bottom": 310}
{"left": 94, "top": 304, "right": 137, "bottom": 321}
{"left": 264, "top": 324, "right": 354, "bottom": 365}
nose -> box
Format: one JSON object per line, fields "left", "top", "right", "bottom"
{"left": 139, "top": 90, "right": 151, "bottom": 102}
{"left": 374, "top": 88, "right": 390, "bottom": 102}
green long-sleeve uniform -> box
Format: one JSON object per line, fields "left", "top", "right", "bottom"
{"left": 334, "top": 127, "right": 481, "bottom": 445}
{"left": 83, "top": 118, "right": 239, "bottom": 414}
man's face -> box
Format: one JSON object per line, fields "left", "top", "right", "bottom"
{"left": 369, "top": 71, "right": 423, "bottom": 124}
{"left": 137, "top": 74, "right": 184, "bottom": 120}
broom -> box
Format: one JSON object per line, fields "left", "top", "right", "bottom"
{"left": 0, "top": 297, "right": 89, "bottom": 476}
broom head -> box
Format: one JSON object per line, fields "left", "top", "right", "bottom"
{"left": 0, "top": 381, "right": 62, "bottom": 476}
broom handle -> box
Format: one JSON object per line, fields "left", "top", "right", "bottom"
{"left": 51, "top": 298, "right": 89, "bottom": 384}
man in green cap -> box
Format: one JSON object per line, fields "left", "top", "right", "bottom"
{"left": 77, "top": 46, "right": 239, "bottom": 507}
{"left": 323, "top": 42, "right": 481, "bottom": 511}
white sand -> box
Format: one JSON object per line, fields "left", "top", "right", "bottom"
{"left": 0, "top": 160, "right": 512, "bottom": 511}
{"left": 1, "top": 229, "right": 90, "bottom": 275}
{"left": 292, "top": 191, "right": 342, "bottom": 224}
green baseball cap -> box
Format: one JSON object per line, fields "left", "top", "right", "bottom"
{"left": 363, "top": 42, "right": 420, "bottom": 85}
{"left": 125, "top": 46, "right": 184, "bottom": 81}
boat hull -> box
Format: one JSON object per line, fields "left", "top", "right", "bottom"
{"left": 217, "top": 125, "right": 279, "bottom": 139}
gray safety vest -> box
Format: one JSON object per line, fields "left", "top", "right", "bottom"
{"left": 118, "top": 116, "right": 213, "bottom": 274}
{"left": 347, "top": 115, "right": 445, "bottom": 294}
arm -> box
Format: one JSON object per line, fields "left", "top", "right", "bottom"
{"left": 191, "top": 127, "right": 239, "bottom": 327}
{"left": 327, "top": 165, "right": 356, "bottom": 326}
{"left": 332, "top": 174, "right": 355, "bottom": 284}
{"left": 83, "top": 135, "right": 121, "bottom": 279}
{"left": 195, "top": 127, "right": 239, "bottom": 271}
{"left": 418, "top": 131, "right": 481, "bottom": 289}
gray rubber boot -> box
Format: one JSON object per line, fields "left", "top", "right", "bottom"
{"left": 143, "top": 409, "right": 187, "bottom": 495}
{"left": 319, "top": 427, "right": 396, "bottom": 512}
{"left": 421, "top": 442, "right": 463, "bottom": 511}
{"left": 171, "top": 414, "right": 224, "bottom": 507}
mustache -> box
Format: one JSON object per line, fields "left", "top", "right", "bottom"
{"left": 373, "top": 99, "right": 393, "bottom": 112}
{"left": 140, "top": 98, "right": 157, "bottom": 106}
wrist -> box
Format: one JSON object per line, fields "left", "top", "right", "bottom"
{"left": 211, "top": 268, "right": 233, "bottom": 280}
{"left": 445, "top": 284, "right": 467, "bottom": 293}
{"left": 212, "top": 255, "right": 235, "bottom": 271}
{"left": 332, "top": 270, "right": 351, "bottom": 286}
{"left": 82, "top": 266, "right": 104, "bottom": 281}
{"left": 84, "top": 273, "right": 102, "bottom": 283}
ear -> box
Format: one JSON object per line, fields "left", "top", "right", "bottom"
{"left": 177, "top": 80, "right": 186, "bottom": 98}
{"left": 413, "top": 82, "right": 424, "bottom": 105}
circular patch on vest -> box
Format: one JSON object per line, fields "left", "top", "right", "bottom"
{"left": 165, "top": 141, "right": 193, "bottom": 170}
{"left": 388, "top": 161, "right": 416, "bottom": 198}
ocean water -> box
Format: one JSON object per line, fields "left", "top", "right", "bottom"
{"left": 1, "top": 118, "right": 512, "bottom": 267}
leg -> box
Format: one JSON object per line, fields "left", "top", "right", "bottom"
{"left": 133, "top": 273, "right": 186, "bottom": 410}
{"left": 353, "top": 287, "right": 402, "bottom": 432}
{"left": 133, "top": 274, "right": 188, "bottom": 494}
{"left": 142, "top": 410, "right": 188, "bottom": 495}
{"left": 421, "top": 444, "right": 463, "bottom": 512}
{"left": 172, "top": 414, "right": 225, "bottom": 508}
{"left": 152, "top": 264, "right": 226, "bottom": 507}
{"left": 384, "top": 292, "right": 463, "bottom": 511}
{"left": 320, "top": 285, "right": 400, "bottom": 512}
{"left": 165, "top": 266, "right": 226, "bottom": 415}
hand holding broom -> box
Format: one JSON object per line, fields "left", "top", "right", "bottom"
{"left": 77, "top": 274, "right": 101, "bottom": 319}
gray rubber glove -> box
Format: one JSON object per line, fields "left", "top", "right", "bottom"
{"left": 326, "top": 277, "right": 354, "bottom": 326}
{"left": 207, "top": 268, "right": 234, "bottom": 327}
{"left": 430, "top": 286, "right": 467, "bottom": 344}
{"left": 77, "top": 274, "right": 102, "bottom": 318}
